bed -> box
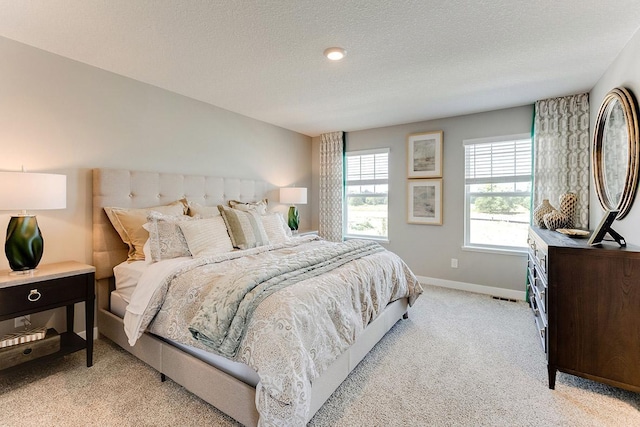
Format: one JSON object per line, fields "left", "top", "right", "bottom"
{"left": 93, "top": 168, "right": 422, "bottom": 426}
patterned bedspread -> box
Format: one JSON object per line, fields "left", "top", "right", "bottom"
{"left": 123, "top": 236, "right": 422, "bottom": 426}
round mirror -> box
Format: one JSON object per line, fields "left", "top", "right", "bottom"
{"left": 593, "top": 87, "right": 640, "bottom": 219}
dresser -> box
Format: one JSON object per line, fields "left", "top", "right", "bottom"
{"left": 527, "top": 226, "right": 640, "bottom": 392}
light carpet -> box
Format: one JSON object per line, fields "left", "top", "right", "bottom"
{"left": 0, "top": 285, "right": 638, "bottom": 426}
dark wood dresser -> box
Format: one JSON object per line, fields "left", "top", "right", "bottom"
{"left": 527, "top": 226, "right": 640, "bottom": 392}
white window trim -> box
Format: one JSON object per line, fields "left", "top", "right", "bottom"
{"left": 463, "top": 133, "right": 532, "bottom": 254}
{"left": 344, "top": 148, "right": 390, "bottom": 241}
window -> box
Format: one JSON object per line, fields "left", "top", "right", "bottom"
{"left": 464, "top": 134, "right": 532, "bottom": 251}
{"left": 344, "top": 149, "right": 389, "bottom": 240}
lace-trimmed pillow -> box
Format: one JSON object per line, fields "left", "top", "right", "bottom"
{"left": 228, "top": 199, "right": 268, "bottom": 215}
{"left": 218, "top": 205, "right": 270, "bottom": 249}
{"left": 143, "top": 212, "right": 194, "bottom": 262}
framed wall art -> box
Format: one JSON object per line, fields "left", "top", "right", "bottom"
{"left": 407, "top": 130, "right": 443, "bottom": 178}
{"left": 407, "top": 179, "right": 442, "bottom": 225}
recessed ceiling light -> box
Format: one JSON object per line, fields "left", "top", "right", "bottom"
{"left": 324, "top": 47, "right": 346, "bottom": 61}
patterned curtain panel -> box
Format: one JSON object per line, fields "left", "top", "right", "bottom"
{"left": 319, "top": 131, "right": 344, "bottom": 242}
{"left": 534, "top": 93, "right": 590, "bottom": 229}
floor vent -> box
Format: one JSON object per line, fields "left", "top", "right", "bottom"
{"left": 491, "top": 296, "right": 517, "bottom": 303}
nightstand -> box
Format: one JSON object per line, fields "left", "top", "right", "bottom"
{"left": 0, "top": 261, "right": 95, "bottom": 371}
{"left": 296, "top": 230, "right": 318, "bottom": 237}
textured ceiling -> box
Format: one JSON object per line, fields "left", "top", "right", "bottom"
{"left": 1, "top": 1, "right": 640, "bottom": 137}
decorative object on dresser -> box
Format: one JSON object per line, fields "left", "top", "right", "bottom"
{"left": 533, "top": 199, "right": 555, "bottom": 228}
{"left": 0, "top": 170, "right": 67, "bottom": 272}
{"left": 542, "top": 209, "right": 569, "bottom": 231}
{"left": 558, "top": 192, "right": 578, "bottom": 228}
{"left": 0, "top": 261, "right": 95, "bottom": 372}
{"left": 592, "top": 87, "right": 640, "bottom": 220}
{"left": 587, "top": 209, "right": 625, "bottom": 247}
{"left": 407, "top": 130, "right": 443, "bottom": 178}
{"left": 527, "top": 226, "right": 640, "bottom": 392}
{"left": 279, "top": 187, "right": 307, "bottom": 231}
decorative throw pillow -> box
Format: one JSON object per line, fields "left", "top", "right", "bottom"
{"left": 178, "top": 216, "right": 234, "bottom": 257}
{"left": 104, "top": 199, "right": 188, "bottom": 261}
{"left": 143, "top": 212, "right": 194, "bottom": 262}
{"left": 228, "top": 199, "right": 268, "bottom": 215}
{"left": 260, "top": 213, "right": 291, "bottom": 244}
{"left": 218, "top": 205, "right": 270, "bottom": 249}
{"left": 187, "top": 201, "right": 221, "bottom": 218}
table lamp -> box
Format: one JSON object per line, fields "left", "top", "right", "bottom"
{"left": 0, "top": 171, "right": 66, "bottom": 273}
{"left": 280, "top": 187, "right": 307, "bottom": 231}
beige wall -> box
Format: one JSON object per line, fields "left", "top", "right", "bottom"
{"left": 312, "top": 106, "right": 534, "bottom": 293}
{"left": 0, "top": 37, "right": 311, "bottom": 335}
{"left": 589, "top": 28, "right": 640, "bottom": 241}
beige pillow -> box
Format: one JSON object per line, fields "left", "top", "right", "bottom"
{"left": 178, "top": 217, "right": 234, "bottom": 257}
{"left": 228, "top": 199, "right": 268, "bottom": 215}
{"left": 260, "top": 213, "right": 291, "bottom": 244}
{"left": 187, "top": 201, "right": 221, "bottom": 218}
{"left": 143, "top": 212, "right": 194, "bottom": 262}
{"left": 218, "top": 205, "right": 270, "bottom": 249}
{"left": 104, "top": 199, "right": 187, "bottom": 261}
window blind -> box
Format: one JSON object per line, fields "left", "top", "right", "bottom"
{"left": 464, "top": 138, "right": 531, "bottom": 185}
{"left": 346, "top": 151, "right": 389, "bottom": 185}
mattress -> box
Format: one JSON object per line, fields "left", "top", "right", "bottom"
{"left": 111, "top": 262, "right": 260, "bottom": 387}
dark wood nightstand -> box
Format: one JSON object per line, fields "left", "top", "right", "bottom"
{"left": 0, "top": 261, "right": 95, "bottom": 371}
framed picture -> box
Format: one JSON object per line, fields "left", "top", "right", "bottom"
{"left": 407, "top": 131, "right": 443, "bottom": 178}
{"left": 408, "top": 179, "right": 442, "bottom": 225}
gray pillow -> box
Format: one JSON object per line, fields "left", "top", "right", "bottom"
{"left": 218, "top": 205, "right": 270, "bottom": 249}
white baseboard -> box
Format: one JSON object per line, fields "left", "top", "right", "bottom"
{"left": 78, "top": 327, "right": 99, "bottom": 340}
{"left": 417, "top": 276, "right": 526, "bottom": 301}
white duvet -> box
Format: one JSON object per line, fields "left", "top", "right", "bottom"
{"left": 123, "top": 236, "right": 422, "bottom": 426}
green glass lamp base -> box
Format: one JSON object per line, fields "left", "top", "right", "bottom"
{"left": 5, "top": 215, "right": 44, "bottom": 272}
{"left": 287, "top": 206, "right": 300, "bottom": 231}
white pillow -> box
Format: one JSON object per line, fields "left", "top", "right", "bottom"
{"left": 178, "top": 217, "right": 234, "bottom": 257}
{"left": 261, "top": 213, "right": 291, "bottom": 244}
{"left": 187, "top": 201, "right": 221, "bottom": 218}
{"left": 228, "top": 199, "right": 268, "bottom": 215}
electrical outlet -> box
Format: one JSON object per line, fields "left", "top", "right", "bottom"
{"left": 14, "top": 315, "right": 30, "bottom": 328}
{"left": 451, "top": 258, "right": 459, "bottom": 268}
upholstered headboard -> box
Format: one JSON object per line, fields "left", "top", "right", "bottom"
{"left": 92, "top": 168, "right": 272, "bottom": 280}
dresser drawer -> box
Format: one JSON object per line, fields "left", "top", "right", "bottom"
{"left": 529, "top": 292, "right": 547, "bottom": 353}
{"left": 534, "top": 248, "right": 547, "bottom": 277}
{"left": 533, "top": 272, "right": 547, "bottom": 314}
{"left": 0, "top": 274, "right": 88, "bottom": 318}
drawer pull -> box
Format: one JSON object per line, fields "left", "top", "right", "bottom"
{"left": 27, "top": 289, "right": 41, "bottom": 302}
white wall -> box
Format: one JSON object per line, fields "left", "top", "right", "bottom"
{"left": 313, "top": 105, "right": 533, "bottom": 294}
{"left": 589, "top": 28, "right": 640, "bottom": 241}
{"left": 0, "top": 37, "right": 311, "bottom": 335}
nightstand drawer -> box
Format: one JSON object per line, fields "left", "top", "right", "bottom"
{"left": 0, "top": 274, "right": 88, "bottom": 318}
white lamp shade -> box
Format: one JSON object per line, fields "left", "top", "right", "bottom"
{"left": 280, "top": 187, "right": 307, "bottom": 205}
{"left": 0, "top": 172, "right": 67, "bottom": 211}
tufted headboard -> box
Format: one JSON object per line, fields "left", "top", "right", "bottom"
{"left": 92, "top": 168, "right": 272, "bottom": 280}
